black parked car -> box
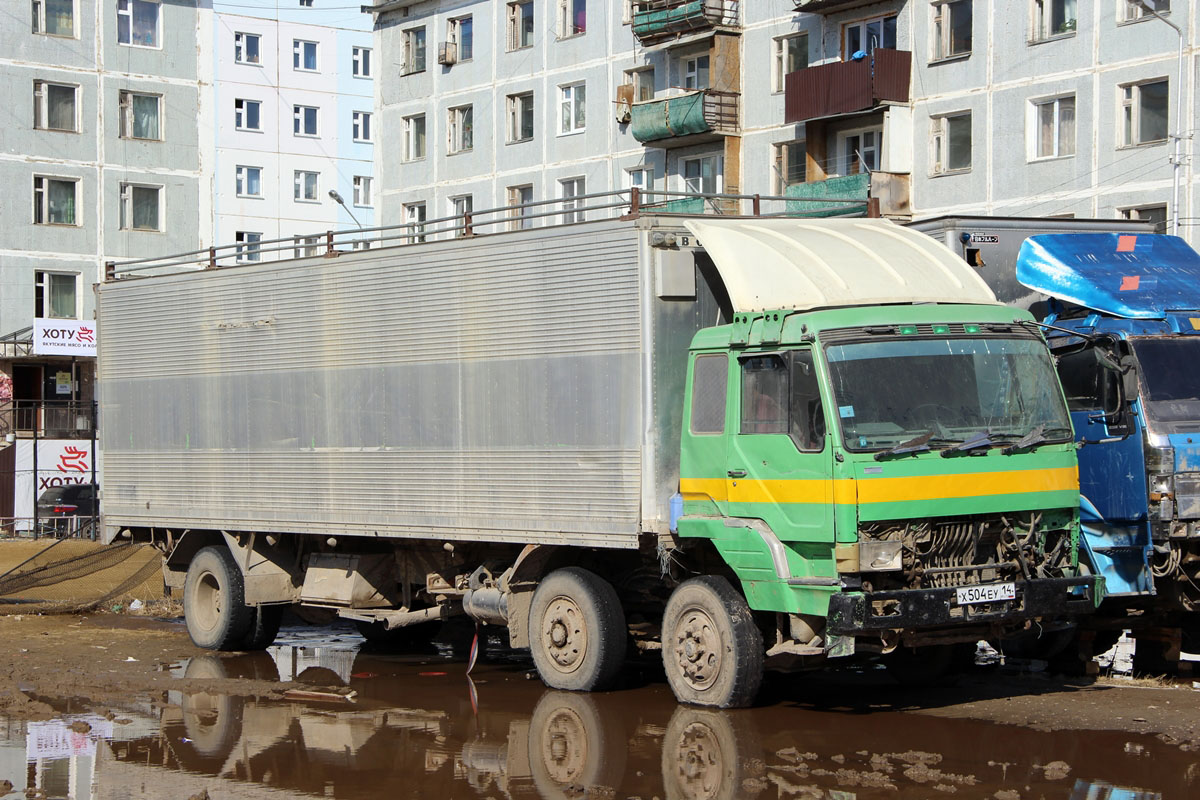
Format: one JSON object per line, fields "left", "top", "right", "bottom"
{"left": 35, "top": 483, "right": 98, "bottom": 536}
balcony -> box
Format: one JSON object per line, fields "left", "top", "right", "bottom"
{"left": 785, "top": 49, "right": 911, "bottom": 124}
{"left": 632, "top": 0, "right": 739, "bottom": 47}
{"left": 630, "top": 89, "right": 738, "bottom": 146}
{"left": 0, "top": 400, "right": 96, "bottom": 440}
{"left": 792, "top": 0, "right": 885, "bottom": 14}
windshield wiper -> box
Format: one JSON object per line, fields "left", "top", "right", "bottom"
{"left": 873, "top": 431, "right": 957, "bottom": 461}
{"left": 1000, "top": 424, "right": 1073, "bottom": 455}
{"left": 939, "top": 430, "right": 999, "bottom": 457}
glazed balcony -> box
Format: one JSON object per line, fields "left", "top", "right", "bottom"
{"left": 631, "top": 0, "right": 739, "bottom": 47}
{"left": 630, "top": 89, "right": 738, "bottom": 146}
{"left": 784, "top": 49, "right": 911, "bottom": 124}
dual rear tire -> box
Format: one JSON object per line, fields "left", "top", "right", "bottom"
{"left": 183, "top": 546, "right": 282, "bottom": 651}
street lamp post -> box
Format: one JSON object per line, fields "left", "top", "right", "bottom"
{"left": 328, "top": 189, "right": 367, "bottom": 246}
{"left": 1136, "top": 0, "right": 1186, "bottom": 236}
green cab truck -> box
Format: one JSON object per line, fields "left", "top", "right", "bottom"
{"left": 97, "top": 210, "right": 1101, "bottom": 707}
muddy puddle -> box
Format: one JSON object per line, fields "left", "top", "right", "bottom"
{"left": 1, "top": 626, "right": 1195, "bottom": 799}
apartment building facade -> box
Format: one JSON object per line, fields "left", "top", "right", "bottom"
{"left": 368, "top": 0, "right": 1189, "bottom": 239}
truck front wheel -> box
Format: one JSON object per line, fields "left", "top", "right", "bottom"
{"left": 529, "top": 567, "right": 627, "bottom": 692}
{"left": 661, "top": 576, "right": 763, "bottom": 708}
{"left": 184, "top": 546, "right": 254, "bottom": 650}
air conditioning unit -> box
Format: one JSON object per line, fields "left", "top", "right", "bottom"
{"left": 615, "top": 84, "right": 634, "bottom": 124}
{"left": 437, "top": 42, "right": 457, "bottom": 66}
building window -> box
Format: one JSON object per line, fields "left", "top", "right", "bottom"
{"left": 403, "top": 27, "right": 426, "bottom": 73}
{"left": 403, "top": 114, "right": 426, "bottom": 160}
{"left": 293, "top": 235, "right": 321, "bottom": 258}
{"left": 353, "top": 46, "right": 371, "bottom": 77}
{"left": 627, "top": 166, "right": 655, "bottom": 196}
{"left": 626, "top": 67, "right": 654, "bottom": 102}
{"left": 507, "top": 92, "right": 534, "bottom": 143}
{"left": 508, "top": 184, "right": 534, "bottom": 230}
{"left": 559, "top": 0, "right": 586, "bottom": 37}
{"left": 33, "top": 176, "right": 77, "bottom": 225}
{"left": 932, "top": 0, "right": 972, "bottom": 60}
{"left": 118, "top": 183, "right": 160, "bottom": 231}
{"left": 1121, "top": 79, "right": 1168, "bottom": 146}
{"left": 773, "top": 140, "right": 806, "bottom": 192}
{"left": 1121, "top": 204, "right": 1168, "bottom": 233}
{"left": 682, "top": 55, "right": 709, "bottom": 90}
{"left": 118, "top": 91, "right": 160, "bottom": 139}
{"left": 294, "top": 170, "right": 319, "bottom": 201}
{"left": 1031, "top": 0, "right": 1077, "bottom": 40}
{"left": 1033, "top": 95, "right": 1075, "bottom": 158}
{"left": 559, "top": 83, "right": 585, "bottom": 134}
{"left": 559, "top": 177, "right": 585, "bottom": 223}
{"left": 117, "top": 0, "right": 159, "bottom": 47}
{"left": 235, "top": 98, "right": 261, "bottom": 131}
{"left": 841, "top": 128, "right": 882, "bottom": 174}
{"left": 234, "top": 32, "right": 261, "bottom": 64}
{"left": 507, "top": 1, "right": 534, "bottom": 50}
{"left": 773, "top": 33, "right": 808, "bottom": 92}
{"left": 32, "top": 0, "right": 75, "bottom": 37}
{"left": 449, "top": 16, "right": 473, "bottom": 61}
{"left": 448, "top": 105, "right": 473, "bottom": 153}
{"left": 293, "top": 39, "right": 318, "bottom": 71}
{"left": 353, "top": 111, "right": 372, "bottom": 142}
{"left": 299, "top": 0, "right": 312, "bottom": 6}
{"left": 33, "top": 81, "right": 77, "bottom": 132}
{"left": 932, "top": 112, "right": 972, "bottom": 173}
{"left": 682, "top": 156, "right": 720, "bottom": 195}
{"left": 36, "top": 272, "right": 78, "bottom": 319}
{"left": 235, "top": 231, "right": 262, "bottom": 262}
{"left": 843, "top": 15, "right": 895, "bottom": 55}
{"left": 404, "top": 202, "right": 427, "bottom": 242}
{"left": 293, "top": 105, "right": 318, "bottom": 136}
{"left": 235, "top": 165, "right": 262, "bottom": 197}
{"left": 451, "top": 195, "right": 473, "bottom": 237}
{"left": 353, "top": 175, "right": 372, "bottom": 207}
{"left": 1122, "top": 0, "right": 1169, "bottom": 22}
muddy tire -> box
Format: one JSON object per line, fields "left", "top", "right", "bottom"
{"left": 662, "top": 706, "right": 765, "bottom": 800}
{"left": 528, "top": 691, "right": 627, "bottom": 800}
{"left": 184, "top": 546, "right": 253, "bottom": 650}
{"left": 529, "top": 567, "right": 627, "bottom": 692}
{"left": 239, "top": 604, "right": 284, "bottom": 651}
{"left": 661, "top": 576, "right": 763, "bottom": 708}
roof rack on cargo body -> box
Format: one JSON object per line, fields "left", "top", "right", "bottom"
{"left": 103, "top": 189, "right": 876, "bottom": 280}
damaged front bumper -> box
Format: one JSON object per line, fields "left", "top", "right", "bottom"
{"left": 826, "top": 576, "right": 1103, "bottom": 636}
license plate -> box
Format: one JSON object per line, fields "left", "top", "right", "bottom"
{"left": 955, "top": 582, "right": 1016, "bottom": 606}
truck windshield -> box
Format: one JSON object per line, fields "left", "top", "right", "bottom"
{"left": 1130, "top": 337, "right": 1200, "bottom": 429}
{"left": 824, "top": 336, "right": 1072, "bottom": 452}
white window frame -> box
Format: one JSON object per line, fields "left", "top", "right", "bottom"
{"left": 451, "top": 195, "right": 473, "bottom": 237}
{"left": 35, "top": 270, "right": 80, "bottom": 320}
{"left": 931, "top": 113, "right": 971, "bottom": 174}
{"left": 402, "top": 27, "right": 427, "bottom": 74}
{"left": 234, "top": 98, "right": 261, "bottom": 132}
{"left": 559, "top": 0, "right": 586, "bottom": 38}
{"left": 773, "top": 139, "right": 807, "bottom": 193}
{"left": 119, "top": 90, "right": 162, "bottom": 140}
{"left": 449, "top": 16, "right": 473, "bottom": 62}
{"left": 403, "top": 114, "right": 426, "bottom": 161}
{"left": 559, "top": 177, "right": 585, "bottom": 223}
{"left": 559, "top": 83, "right": 586, "bottom": 135}
{"left": 353, "top": 110, "right": 372, "bottom": 142}
{"left": 352, "top": 46, "right": 372, "bottom": 77}
{"left": 1120, "top": 203, "right": 1168, "bottom": 233}
{"left": 1030, "top": 0, "right": 1077, "bottom": 41}
{"left": 773, "top": 33, "right": 808, "bottom": 93}
{"left": 293, "top": 39, "right": 318, "bottom": 72}
{"left": 626, "top": 166, "right": 655, "bottom": 197}
{"left": 448, "top": 105, "right": 473, "bottom": 154}
{"left": 293, "top": 104, "right": 319, "bottom": 137}
{"left": 682, "top": 55, "right": 710, "bottom": 91}
{"left": 235, "top": 231, "right": 262, "bottom": 263}
{"left": 32, "top": 0, "right": 77, "bottom": 38}
{"left": 32, "top": 175, "right": 79, "bottom": 226}
{"left": 293, "top": 235, "right": 321, "bottom": 258}
{"left": 838, "top": 127, "right": 883, "bottom": 175}
{"left": 33, "top": 80, "right": 78, "bottom": 132}
{"left": 1120, "top": 79, "right": 1169, "bottom": 147}
{"left": 507, "top": 92, "right": 534, "bottom": 143}
{"left": 294, "top": 170, "right": 320, "bottom": 202}
{"left": 118, "top": 181, "right": 162, "bottom": 232}
{"left": 508, "top": 184, "right": 534, "bottom": 230}
{"left": 353, "top": 175, "right": 372, "bottom": 207}
{"left": 626, "top": 67, "right": 655, "bottom": 102}
{"left": 842, "top": 14, "right": 896, "bottom": 56}
{"left": 1030, "top": 94, "right": 1076, "bottom": 160}
{"left": 117, "top": 0, "right": 160, "bottom": 48}
{"left": 681, "top": 155, "right": 722, "bottom": 195}
{"left": 507, "top": 1, "right": 534, "bottom": 50}
{"left": 404, "top": 202, "right": 427, "bottom": 243}
{"left": 931, "top": 0, "right": 972, "bottom": 61}
{"left": 1121, "top": 0, "right": 1170, "bottom": 23}
{"left": 235, "top": 165, "right": 263, "bottom": 198}
{"left": 234, "top": 31, "right": 262, "bottom": 65}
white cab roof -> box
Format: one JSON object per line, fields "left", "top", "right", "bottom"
{"left": 683, "top": 218, "right": 999, "bottom": 313}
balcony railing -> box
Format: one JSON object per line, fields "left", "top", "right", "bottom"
{"left": 0, "top": 400, "right": 96, "bottom": 440}
{"left": 630, "top": 89, "right": 739, "bottom": 144}
{"left": 632, "top": 0, "right": 739, "bottom": 46}
{"left": 785, "top": 49, "right": 911, "bottom": 124}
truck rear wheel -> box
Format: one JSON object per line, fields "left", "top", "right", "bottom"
{"left": 239, "top": 604, "right": 284, "bottom": 651}
{"left": 662, "top": 576, "right": 763, "bottom": 708}
{"left": 529, "top": 567, "right": 627, "bottom": 692}
{"left": 184, "top": 546, "right": 253, "bottom": 650}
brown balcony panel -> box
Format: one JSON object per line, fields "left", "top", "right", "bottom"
{"left": 785, "top": 49, "right": 911, "bottom": 123}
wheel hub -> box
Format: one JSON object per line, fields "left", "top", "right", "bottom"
{"left": 674, "top": 721, "right": 724, "bottom": 800}
{"left": 541, "top": 596, "right": 587, "bottom": 673}
{"left": 673, "top": 609, "right": 721, "bottom": 690}
{"left": 540, "top": 708, "right": 588, "bottom": 784}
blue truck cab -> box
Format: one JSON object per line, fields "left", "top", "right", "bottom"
{"left": 1017, "top": 233, "right": 1200, "bottom": 627}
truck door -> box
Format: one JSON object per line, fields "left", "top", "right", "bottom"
{"left": 728, "top": 349, "right": 834, "bottom": 544}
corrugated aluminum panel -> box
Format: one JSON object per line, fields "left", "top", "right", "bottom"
{"left": 99, "top": 220, "right": 659, "bottom": 548}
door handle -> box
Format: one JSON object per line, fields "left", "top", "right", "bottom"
{"left": 727, "top": 469, "right": 747, "bottom": 478}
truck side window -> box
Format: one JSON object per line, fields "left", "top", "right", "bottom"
{"left": 741, "top": 355, "right": 789, "bottom": 435}
{"left": 790, "top": 351, "right": 825, "bottom": 452}
{"left": 690, "top": 354, "right": 728, "bottom": 434}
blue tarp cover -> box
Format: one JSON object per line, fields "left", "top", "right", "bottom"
{"left": 1017, "top": 233, "right": 1200, "bottom": 319}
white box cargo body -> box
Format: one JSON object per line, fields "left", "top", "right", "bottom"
{"left": 96, "top": 217, "right": 723, "bottom": 549}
